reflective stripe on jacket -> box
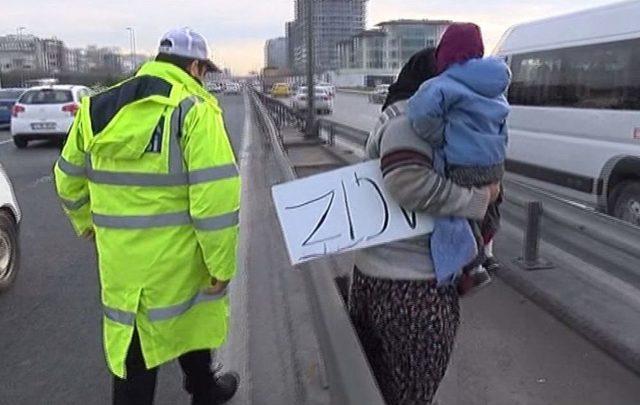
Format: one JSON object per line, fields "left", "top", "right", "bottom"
{"left": 53, "top": 61, "right": 240, "bottom": 378}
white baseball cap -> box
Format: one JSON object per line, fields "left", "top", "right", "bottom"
{"left": 158, "top": 27, "right": 220, "bottom": 72}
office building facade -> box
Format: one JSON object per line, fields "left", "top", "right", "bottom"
{"left": 0, "top": 34, "right": 126, "bottom": 75}
{"left": 0, "top": 34, "right": 42, "bottom": 72}
{"left": 377, "top": 19, "right": 451, "bottom": 70}
{"left": 333, "top": 19, "right": 452, "bottom": 87}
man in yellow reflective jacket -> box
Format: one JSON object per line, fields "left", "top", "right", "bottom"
{"left": 54, "top": 27, "right": 240, "bottom": 405}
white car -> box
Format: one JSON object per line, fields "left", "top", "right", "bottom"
{"left": 317, "top": 82, "right": 336, "bottom": 97}
{"left": 10, "top": 85, "right": 90, "bottom": 149}
{"left": 0, "top": 164, "right": 20, "bottom": 291}
{"left": 369, "top": 84, "right": 390, "bottom": 104}
{"left": 224, "top": 83, "right": 242, "bottom": 95}
{"left": 494, "top": 1, "right": 640, "bottom": 225}
{"left": 292, "top": 87, "right": 334, "bottom": 115}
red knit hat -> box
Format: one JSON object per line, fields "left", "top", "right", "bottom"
{"left": 436, "top": 23, "right": 485, "bottom": 73}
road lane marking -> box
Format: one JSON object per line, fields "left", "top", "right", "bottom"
{"left": 24, "top": 175, "right": 53, "bottom": 190}
{"left": 0, "top": 139, "right": 13, "bottom": 145}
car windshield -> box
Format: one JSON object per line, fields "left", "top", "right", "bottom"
{"left": 0, "top": 89, "right": 24, "bottom": 100}
{"left": 20, "top": 89, "right": 73, "bottom": 105}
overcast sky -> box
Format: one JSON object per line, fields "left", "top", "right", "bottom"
{"left": 1, "top": 0, "right": 618, "bottom": 74}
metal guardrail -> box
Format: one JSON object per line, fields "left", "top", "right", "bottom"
{"left": 254, "top": 90, "right": 370, "bottom": 150}
{"left": 248, "top": 90, "right": 387, "bottom": 405}
{"left": 502, "top": 179, "right": 640, "bottom": 288}
{"left": 253, "top": 91, "right": 307, "bottom": 131}
{"left": 504, "top": 179, "right": 640, "bottom": 261}
{"left": 318, "top": 119, "right": 369, "bottom": 148}
{"left": 337, "top": 88, "right": 373, "bottom": 96}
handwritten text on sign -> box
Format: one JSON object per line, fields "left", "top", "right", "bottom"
{"left": 272, "top": 160, "right": 435, "bottom": 265}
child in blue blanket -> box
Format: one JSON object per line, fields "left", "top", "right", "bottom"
{"left": 407, "top": 22, "right": 510, "bottom": 293}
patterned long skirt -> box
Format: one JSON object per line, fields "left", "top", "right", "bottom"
{"left": 348, "top": 267, "right": 460, "bottom": 405}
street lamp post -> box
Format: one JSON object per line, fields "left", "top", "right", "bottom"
{"left": 16, "top": 27, "right": 26, "bottom": 87}
{"left": 126, "top": 27, "right": 137, "bottom": 72}
{"left": 305, "top": 0, "right": 317, "bottom": 137}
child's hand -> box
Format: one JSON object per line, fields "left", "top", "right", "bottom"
{"left": 486, "top": 183, "right": 501, "bottom": 203}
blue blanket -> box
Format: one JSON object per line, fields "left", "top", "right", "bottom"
{"left": 431, "top": 150, "right": 477, "bottom": 285}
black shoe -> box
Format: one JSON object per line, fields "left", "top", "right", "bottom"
{"left": 457, "top": 266, "right": 492, "bottom": 297}
{"left": 212, "top": 370, "right": 240, "bottom": 405}
{"left": 483, "top": 257, "right": 501, "bottom": 274}
{"left": 469, "top": 265, "right": 492, "bottom": 289}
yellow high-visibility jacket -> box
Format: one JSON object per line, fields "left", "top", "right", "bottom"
{"left": 54, "top": 61, "right": 240, "bottom": 378}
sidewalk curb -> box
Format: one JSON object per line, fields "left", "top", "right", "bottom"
{"left": 495, "top": 221, "right": 640, "bottom": 376}
{"left": 248, "top": 91, "right": 387, "bottom": 405}
{"left": 498, "top": 268, "right": 640, "bottom": 376}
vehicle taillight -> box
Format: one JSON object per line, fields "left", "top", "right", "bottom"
{"left": 62, "top": 103, "right": 79, "bottom": 116}
{"left": 11, "top": 105, "right": 25, "bottom": 118}
{"left": 322, "top": 96, "right": 330, "bottom": 101}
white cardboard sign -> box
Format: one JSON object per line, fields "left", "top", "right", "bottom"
{"left": 272, "top": 160, "right": 434, "bottom": 265}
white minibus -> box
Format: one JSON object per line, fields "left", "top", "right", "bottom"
{"left": 494, "top": 0, "right": 640, "bottom": 225}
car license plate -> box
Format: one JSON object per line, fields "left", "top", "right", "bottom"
{"left": 31, "top": 122, "right": 56, "bottom": 130}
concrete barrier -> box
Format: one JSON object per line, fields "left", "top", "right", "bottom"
{"left": 249, "top": 91, "right": 387, "bottom": 405}
{"left": 336, "top": 88, "right": 371, "bottom": 96}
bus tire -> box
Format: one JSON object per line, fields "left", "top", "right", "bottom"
{"left": 611, "top": 180, "right": 640, "bottom": 226}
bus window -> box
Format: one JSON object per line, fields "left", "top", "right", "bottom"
{"left": 508, "top": 38, "right": 640, "bottom": 110}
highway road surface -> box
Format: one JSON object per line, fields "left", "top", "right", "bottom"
{"left": 0, "top": 92, "right": 639, "bottom": 404}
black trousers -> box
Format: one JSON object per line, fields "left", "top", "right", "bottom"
{"left": 112, "top": 330, "right": 215, "bottom": 405}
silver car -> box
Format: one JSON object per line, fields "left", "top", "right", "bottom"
{"left": 0, "top": 163, "right": 20, "bottom": 291}
{"left": 292, "top": 87, "right": 334, "bottom": 115}
{"left": 369, "top": 84, "right": 390, "bottom": 104}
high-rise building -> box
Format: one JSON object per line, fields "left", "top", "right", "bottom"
{"left": 289, "top": 0, "right": 368, "bottom": 73}
{"left": 285, "top": 21, "right": 296, "bottom": 71}
{"left": 264, "top": 37, "right": 289, "bottom": 69}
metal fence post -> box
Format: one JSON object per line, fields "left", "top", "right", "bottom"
{"left": 515, "top": 201, "right": 554, "bottom": 270}
{"left": 329, "top": 124, "right": 335, "bottom": 146}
